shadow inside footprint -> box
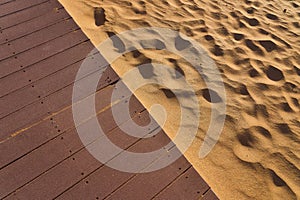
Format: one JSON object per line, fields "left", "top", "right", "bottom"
{"left": 276, "top": 123, "right": 292, "bottom": 135}
{"left": 211, "top": 45, "right": 224, "bottom": 56}
{"left": 245, "top": 39, "right": 263, "bottom": 54}
{"left": 204, "top": 35, "right": 214, "bottom": 41}
{"left": 239, "top": 84, "right": 249, "bottom": 95}
{"left": 132, "top": 49, "right": 142, "bottom": 58}
{"left": 294, "top": 66, "right": 300, "bottom": 76}
{"left": 266, "top": 65, "right": 284, "bottom": 81}
{"left": 266, "top": 13, "right": 279, "bottom": 20}
{"left": 175, "top": 34, "right": 192, "bottom": 51}
{"left": 249, "top": 68, "right": 259, "bottom": 77}
{"left": 133, "top": 8, "right": 147, "bottom": 15}
{"left": 168, "top": 58, "right": 185, "bottom": 78}
{"left": 281, "top": 102, "right": 293, "bottom": 112}
{"left": 107, "top": 31, "right": 126, "bottom": 53}
{"left": 202, "top": 89, "right": 222, "bottom": 103}
{"left": 258, "top": 28, "right": 269, "bottom": 35}
{"left": 161, "top": 88, "right": 176, "bottom": 98}
{"left": 233, "top": 33, "right": 244, "bottom": 41}
{"left": 259, "top": 40, "right": 277, "bottom": 52}
{"left": 254, "top": 126, "right": 272, "bottom": 138}
{"left": 237, "top": 131, "right": 256, "bottom": 147}
{"left": 138, "top": 63, "right": 154, "bottom": 79}
{"left": 269, "top": 170, "right": 287, "bottom": 187}
{"left": 291, "top": 2, "right": 299, "bottom": 8}
{"left": 245, "top": 17, "right": 260, "bottom": 26}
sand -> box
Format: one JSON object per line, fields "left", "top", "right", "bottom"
{"left": 58, "top": 0, "right": 300, "bottom": 199}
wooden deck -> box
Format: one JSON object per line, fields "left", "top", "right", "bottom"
{"left": 0, "top": 0, "right": 219, "bottom": 199}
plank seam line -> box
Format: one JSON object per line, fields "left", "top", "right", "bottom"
{"left": 4, "top": 109, "right": 152, "bottom": 199}
{"left": 102, "top": 144, "right": 180, "bottom": 200}
{"left": 0, "top": 56, "right": 82, "bottom": 119}
{"left": 0, "top": 75, "right": 119, "bottom": 144}
{"left": 0, "top": 76, "right": 119, "bottom": 144}
{"left": 55, "top": 125, "right": 161, "bottom": 199}
{"left": 0, "top": 56, "right": 113, "bottom": 120}
{"left": 0, "top": 39, "right": 90, "bottom": 96}
{"left": 0, "top": 0, "right": 16, "bottom": 6}
{"left": 0, "top": 39, "right": 91, "bottom": 99}
{"left": 0, "top": 83, "right": 127, "bottom": 161}
{"left": 0, "top": 37, "right": 90, "bottom": 81}
{"left": 150, "top": 165, "right": 193, "bottom": 199}
{"left": 1, "top": 13, "right": 71, "bottom": 45}
{"left": 53, "top": 122, "right": 159, "bottom": 199}
{"left": 0, "top": 17, "right": 76, "bottom": 62}
{"left": 202, "top": 187, "right": 212, "bottom": 197}
{"left": 0, "top": 0, "right": 49, "bottom": 19}
{"left": 0, "top": 1, "right": 63, "bottom": 31}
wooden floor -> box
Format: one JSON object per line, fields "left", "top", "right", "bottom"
{"left": 0, "top": 0, "right": 219, "bottom": 199}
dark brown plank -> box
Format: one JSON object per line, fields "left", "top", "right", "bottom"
{"left": 201, "top": 189, "right": 219, "bottom": 200}
{"left": 0, "top": 0, "right": 62, "bottom": 30}
{"left": 4, "top": 109, "right": 157, "bottom": 199}
{"left": 0, "top": 95, "right": 147, "bottom": 198}
{"left": 0, "top": 83, "right": 146, "bottom": 170}
{"left": 0, "top": 0, "right": 16, "bottom": 6}
{"left": 0, "top": 43, "right": 94, "bottom": 118}
{"left": 0, "top": 17, "right": 79, "bottom": 61}
{"left": 0, "top": 66, "right": 118, "bottom": 140}
{"left": 0, "top": 0, "right": 48, "bottom": 17}
{"left": 104, "top": 152, "right": 190, "bottom": 200}
{"left": 56, "top": 149, "right": 190, "bottom": 200}
{"left": 0, "top": 28, "right": 87, "bottom": 80}
{"left": 56, "top": 165, "right": 133, "bottom": 200}
{"left": 57, "top": 122, "right": 183, "bottom": 200}
{"left": 0, "top": 84, "right": 113, "bottom": 168}
{"left": 0, "top": 6, "right": 69, "bottom": 45}
{"left": 6, "top": 144, "right": 101, "bottom": 199}
{"left": 0, "top": 40, "right": 92, "bottom": 98}
{"left": 153, "top": 167, "right": 210, "bottom": 200}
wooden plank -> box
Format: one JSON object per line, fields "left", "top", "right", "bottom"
{"left": 6, "top": 144, "right": 101, "bottom": 199}
{"left": 0, "top": 0, "right": 48, "bottom": 18}
{"left": 0, "top": 84, "right": 113, "bottom": 169}
{"left": 0, "top": 40, "right": 92, "bottom": 98}
{"left": 0, "top": 0, "right": 16, "bottom": 6}
{"left": 104, "top": 152, "right": 191, "bottom": 200}
{"left": 56, "top": 149, "right": 190, "bottom": 200}
{"left": 201, "top": 189, "right": 219, "bottom": 200}
{"left": 0, "top": 6, "right": 69, "bottom": 45}
{"left": 153, "top": 167, "right": 210, "bottom": 200}
{"left": 0, "top": 17, "right": 79, "bottom": 61}
{"left": 0, "top": 83, "right": 146, "bottom": 170}
{"left": 4, "top": 109, "right": 157, "bottom": 199}
{"left": 0, "top": 43, "right": 93, "bottom": 118}
{"left": 57, "top": 121, "right": 187, "bottom": 200}
{"left": 0, "top": 66, "right": 119, "bottom": 141}
{"left": 0, "top": 96, "right": 147, "bottom": 199}
{"left": 56, "top": 165, "right": 133, "bottom": 200}
{"left": 0, "top": 28, "right": 87, "bottom": 80}
{"left": 0, "top": 0, "right": 62, "bottom": 30}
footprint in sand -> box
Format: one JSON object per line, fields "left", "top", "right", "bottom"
{"left": 94, "top": 7, "right": 106, "bottom": 26}
{"left": 202, "top": 88, "right": 222, "bottom": 103}
{"left": 266, "top": 13, "right": 279, "bottom": 20}
{"left": 265, "top": 65, "right": 284, "bottom": 81}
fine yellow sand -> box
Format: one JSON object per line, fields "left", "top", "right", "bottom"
{"left": 58, "top": 0, "right": 300, "bottom": 199}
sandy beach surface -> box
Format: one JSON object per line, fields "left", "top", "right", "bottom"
{"left": 58, "top": 0, "right": 300, "bottom": 199}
